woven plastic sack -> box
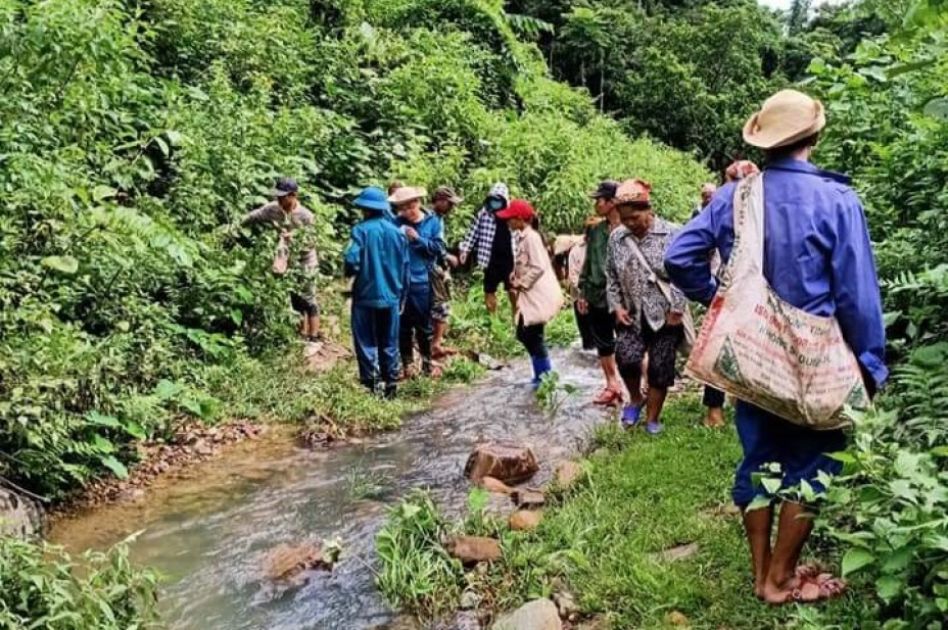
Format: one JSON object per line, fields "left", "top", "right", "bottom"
{"left": 685, "top": 174, "right": 869, "bottom": 429}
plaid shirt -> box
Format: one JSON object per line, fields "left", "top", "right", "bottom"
{"left": 459, "top": 207, "right": 517, "bottom": 269}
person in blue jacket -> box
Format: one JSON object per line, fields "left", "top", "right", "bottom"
{"left": 390, "top": 186, "right": 446, "bottom": 378}
{"left": 344, "top": 186, "right": 410, "bottom": 399}
{"left": 665, "top": 90, "right": 887, "bottom": 605}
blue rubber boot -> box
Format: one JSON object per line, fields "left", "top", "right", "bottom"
{"left": 531, "top": 356, "right": 553, "bottom": 390}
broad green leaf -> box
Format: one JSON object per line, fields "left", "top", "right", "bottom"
{"left": 842, "top": 547, "right": 875, "bottom": 576}
{"left": 91, "top": 434, "right": 115, "bottom": 453}
{"left": 99, "top": 455, "right": 129, "bottom": 479}
{"left": 123, "top": 421, "right": 147, "bottom": 440}
{"left": 165, "top": 130, "right": 184, "bottom": 146}
{"left": 41, "top": 256, "right": 79, "bottom": 274}
{"left": 86, "top": 412, "right": 121, "bottom": 428}
{"left": 923, "top": 97, "right": 948, "bottom": 122}
{"left": 92, "top": 185, "right": 116, "bottom": 202}
{"left": 876, "top": 575, "right": 903, "bottom": 603}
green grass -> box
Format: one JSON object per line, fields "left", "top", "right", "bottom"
{"left": 486, "top": 395, "right": 871, "bottom": 629}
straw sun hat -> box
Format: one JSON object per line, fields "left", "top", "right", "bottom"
{"left": 742, "top": 89, "right": 826, "bottom": 150}
{"left": 387, "top": 186, "right": 427, "bottom": 205}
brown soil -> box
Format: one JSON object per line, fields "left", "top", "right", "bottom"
{"left": 48, "top": 340, "right": 353, "bottom": 522}
{"left": 48, "top": 420, "right": 267, "bottom": 522}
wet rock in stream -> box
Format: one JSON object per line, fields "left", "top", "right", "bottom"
{"left": 465, "top": 443, "right": 539, "bottom": 485}
{"left": 264, "top": 539, "right": 342, "bottom": 584}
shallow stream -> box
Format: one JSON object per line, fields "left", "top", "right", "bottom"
{"left": 50, "top": 349, "right": 608, "bottom": 629}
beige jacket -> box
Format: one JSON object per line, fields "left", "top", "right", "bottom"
{"left": 511, "top": 227, "right": 565, "bottom": 326}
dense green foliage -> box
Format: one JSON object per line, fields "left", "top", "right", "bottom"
{"left": 799, "top": 4, "right": 948, "bottom": 625}
{"left": 376, "top": 2, "right": 948, "bottom": 627}
{"left": 0, "top": 537, "right": 159, "bottom": 629}
{"left": 0, "top": 0, "right": 706, "bottom": 498}
{"left": 511, "top": 0, "right": 920, "bottom": 169}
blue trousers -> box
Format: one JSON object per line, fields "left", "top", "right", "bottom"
{"left": 352, "top": 303, "right": 401, "bottom": 388}
{"left": 732, "top": 401, "right": 847, "bottom": 507}
{"left": 399, "top": 282, "right": 433, "bottom": 368}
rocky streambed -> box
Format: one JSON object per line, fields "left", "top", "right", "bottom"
{"left": 49, "top": 348, "right": 610, "bottom": 630}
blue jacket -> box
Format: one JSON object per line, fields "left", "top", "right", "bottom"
{"left": 344, "top": 216, "right": 410, "bottom": 308}
{"left": 396, "top": 211, "right": 446, "bottom": 286}
{"left": 664, "top": 158, "right": 888, "bottom": 391}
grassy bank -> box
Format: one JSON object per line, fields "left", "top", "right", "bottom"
{"left": 377, "top": 394, "right": 877, "bottom": 629}
{"left": 488, "top": 396, "right": 889, "bottom": 629}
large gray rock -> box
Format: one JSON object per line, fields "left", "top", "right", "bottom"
{"left": 0, "top": 488, "right": 43, "bottom": 538}
{"left": 492, "top": 599, "right": 561, "bottom": 630}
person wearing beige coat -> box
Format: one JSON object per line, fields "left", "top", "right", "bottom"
{"left": 497, "top": 199, "right": 565, "bottom": 388}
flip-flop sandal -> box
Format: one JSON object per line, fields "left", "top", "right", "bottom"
{"left": 790, "top": 576, "right": 847, "bottom": 603}
{"left": 621, "top": 404, "right": 643, "bottom": 428}
{"left": 793, "top": 564, "right": 821, "bottom": 583}
{"left": 593, "top": 388, "right": 622, "bottom": 406}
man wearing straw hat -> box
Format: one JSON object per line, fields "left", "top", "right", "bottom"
{"left": 665, "top": 89, "right": 887, "bottom": 604}
{"left": 391, "top": 185, "right": 445, "bottom": 378}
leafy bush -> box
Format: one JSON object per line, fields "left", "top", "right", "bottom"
{"left": 376, "top": 491, "right": 464, "bottom": 617}
{"left": 0, "top": 0, "right": 706, "bottom": 498}
{"left": 816, "top": 352, "right": 948, "bottom": 628}
{"left": 0, "top": 537, "right": 159, "bottom": 629}
{"left": 790, "top": 4, "right": 948, "bottom": 627}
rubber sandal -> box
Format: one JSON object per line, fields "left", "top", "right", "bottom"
{"left": 646, "top": 420, "right": 664, "bottom": 435}
{"left": 621, "top": 404, "right": 643, "bottom": 428}
{"left": 593, "top": 388, "right": 622, "bottom": 406}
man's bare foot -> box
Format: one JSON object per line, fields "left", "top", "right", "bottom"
{"left": 704, "top": 407, "right": 725, "bottom": 428}
{"left": 760, "top": 579, "right": 796, "bottom": 605}
{"left": 432, "top": 346, "right": 458, "bottom": 360}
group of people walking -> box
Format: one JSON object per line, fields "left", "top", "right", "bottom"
{"left": 244, "top": 88, "right": 887, "bottom": 605}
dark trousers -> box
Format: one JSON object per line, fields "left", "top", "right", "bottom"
{"left": 573, "top": 302, "right": 594, "bottom": 350}
{"left": 703, "top": 386, "right": 725, "bottom": 409}
{"left": 516, "top": 318, "right": 548, "bottom": 359}
{"left": 352, "top": 303, "right": 401, "bottom": 387}
{"left": 400, "top": 282, "right": 433, "bottom": 368}
{"left": 586, "top": 304, "right": 616, "bottom": 358}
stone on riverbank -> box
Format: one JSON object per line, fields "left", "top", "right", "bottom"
{"left": 465, "top": 443, "right": 538, "bottom": 484}
{"left": 445, "top": 536, "right": 502, "bottom": 565}
{"left": 512, "top": 489, "right": 545, "bottom": 509}
{"left": 554, "top": 461, "right": 584, "bottom": 490}
{"left": 0, "top": 488, "right": 43, "bottom": 538}
{"left": 509, "top": 510, "right": 543, "bottom": 531}
{"left": 552, "top": 591, "right": 579, "bottom": 620}
{"left": 492, "top": 599, "right": 561, "bottom": 630}
{"left": 655, "top": 542, "right": 699, "bottom": 563}
{"left": 480, "top": 476, "right": 515, "bottom": 495}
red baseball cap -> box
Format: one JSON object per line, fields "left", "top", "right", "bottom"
{"left": 496, "top": 198, "right": 536, "bottom": 221}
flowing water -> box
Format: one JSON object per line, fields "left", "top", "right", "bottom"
{"left": 50, "top": 349, "right": 609, "bottom": 630}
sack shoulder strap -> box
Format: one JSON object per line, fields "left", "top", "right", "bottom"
{"left": 626, "top": 235, "right": 676, "bottom": 305}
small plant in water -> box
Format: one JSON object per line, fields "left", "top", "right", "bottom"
{"left": 536, "top": 371, "right": 579, "bottom": 417}
{"left": 345, "top": 468, "right": 392, "bottom": 500}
